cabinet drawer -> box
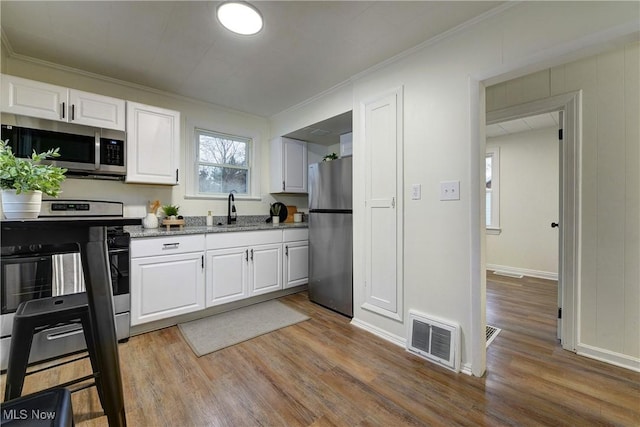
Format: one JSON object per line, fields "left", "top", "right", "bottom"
{"left": 131, "top": 234, "right": 204, "bottom": 258}
{"left": 206, "top": 230, "right": 282, "bottom": 250}
{"left": 283, "top": 228, "right": 308, "bottom": 242}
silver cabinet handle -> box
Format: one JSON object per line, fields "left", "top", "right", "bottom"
{"left": 61, "top": 102, "right": 66, "bottom": 119}
{"left": 391, "top": 197, "right": 395, "bottom": 208}
{"left": 245, "top": 249, "right": 249, "bottom": 261}
{"left": 250, "top": 249, "right": 254, "bottom": 261}
{"left": 285, "top": 245, "right": 289, "bottom": 256}
{"left": 162, "top": 243, "right": 180, "bottom": 249}
{"left": 71, "top": 104, "right": 75, "bottom": 121}
{"left": 282, "top": 181, "right": 285, "bottom": 191}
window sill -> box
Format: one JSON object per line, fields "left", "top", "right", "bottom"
{"left": 184, "top": 194, "right": 262, "bottom": 201}
{"left": 486, "top": 227, "right": 501, "bottom": 235}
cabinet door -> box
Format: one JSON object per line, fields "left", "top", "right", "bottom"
{"left": 270, "top": 137, "right": 307, "bottom": 193}
{"left": 363, "top": 88, "right": 403, "bottom": 320}
{"left": 126, "top": 101, "right": 180, "bottom": 185}
{"left": 249, "top": 243, "right": 282, "bottom": 296}
{"left": 284, "top": 241, "right": 308, "bottom": 288}
{"left": 283, "top": 138, "right": 308, "bottom": 192}
{"left": 205, "top": 247, "right": 248, "bottom": 307}
{"left": 69, "top": 89, "right": 125, "bottom": 131}
{"left": 1, "top": 75, "right": 66, "bottom": 121}
{"left": 131, "top": 252, "right": 205, "bottom": 325}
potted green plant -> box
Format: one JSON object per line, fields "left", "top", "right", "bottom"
{"left": 0, "top": 139, "right": 67, "bottom": 219}
{"left": 162, "top": 204, "right": 180, "bottom": 219}
{"left": 322, "top": 152, "right": 338, "bottom": 162}
{"left": 270, "top": 203, "right": 281, "bottom": 224}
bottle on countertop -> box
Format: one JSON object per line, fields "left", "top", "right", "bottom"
{"left": 206, "top": 210, "right": 213, "bottom": 226}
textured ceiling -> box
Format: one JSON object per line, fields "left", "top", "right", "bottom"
{"left": 1, "top": 1, "right": 503, "bottom": 118}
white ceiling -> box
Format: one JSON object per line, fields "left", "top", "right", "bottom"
{"left": 486, "top": 112, "right": 560, "bottom": 138}
{"left": 0, "top": 1, "right": 503, "bottom": 118}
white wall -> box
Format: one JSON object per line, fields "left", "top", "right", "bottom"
{"left": 487, "top": 43, "right": 640, "bottom": 368}
{"left": 274, "top": 1, "right": 639, "bottom": 374}
{"left": 486, "top": 127, "right": 559, "bottom": 278}
{"left": 1, "top": 54, "right": 288, "bottom": 218}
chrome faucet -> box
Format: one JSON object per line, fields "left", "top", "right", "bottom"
{"left": 227, "top": 191, "right": 237, "bottom": 225}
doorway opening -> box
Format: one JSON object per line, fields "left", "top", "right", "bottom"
{"left": 485, "top": 111, "right": 561, "bottom": 346}
{"left": 483, "top": 91, "right": 581, "bottom": 358}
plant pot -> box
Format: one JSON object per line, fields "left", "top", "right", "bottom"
{"left": 272, "top": 216, "right": 280, "bottom": 224}
{"left": 1, "top": 189, "right": 43, "bottom": 219}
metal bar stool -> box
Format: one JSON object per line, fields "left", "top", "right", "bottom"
{"left": 1, "top": 387, "right": 74, "bottom": 426}
{"left": 3, "top": 293, "right": 104, "bottom": 408}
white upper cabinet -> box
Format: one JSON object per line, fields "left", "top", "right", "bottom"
{"left": 1, "top": 75, "right": 125, "bottom": 131}
{"left": 68, "top": 89, "right": 125, "bottom": 130}
{"left": 270, "top": 137, "right": 308, "bottom": 193}
{"left": 126, "top": 101, "right": 181, "bottom": 185}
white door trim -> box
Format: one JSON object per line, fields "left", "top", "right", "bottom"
{"left": 486, "top": 91, "right": 581, "bottom": 353}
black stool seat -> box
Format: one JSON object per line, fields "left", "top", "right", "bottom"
{"left": 1, "top": 388, "right": 74, "bottom": 427}
{"left": 4, "top": 293, "right": 102, "bottom": 407}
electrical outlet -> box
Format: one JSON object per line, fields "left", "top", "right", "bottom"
{"left": 440, "top": 180, "right": 460, "bottom": 201}
{"left": 411, "top": 184, "right": 422, "bottom": 200}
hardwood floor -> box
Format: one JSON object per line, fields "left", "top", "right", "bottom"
{"left": 3, "top": 274, "right": 639, "bottom": 426}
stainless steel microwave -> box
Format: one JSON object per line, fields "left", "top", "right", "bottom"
{"left": 1, "top": 114, "right": 126, "bottom": 178}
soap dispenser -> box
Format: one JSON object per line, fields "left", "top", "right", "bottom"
{"left": 206, "top": 210, "right": 213, "bottom": 226}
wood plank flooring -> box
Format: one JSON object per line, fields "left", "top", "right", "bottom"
{"left": 2, "top": 273, "right": 639, "bottom": 426}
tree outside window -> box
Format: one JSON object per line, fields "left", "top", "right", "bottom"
{"left": 196, "top": 129, "right": 250, "bottom": 195}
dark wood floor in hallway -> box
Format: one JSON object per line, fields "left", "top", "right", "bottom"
{"left": 3, "top": 274, "right": 639, "bottom": 426}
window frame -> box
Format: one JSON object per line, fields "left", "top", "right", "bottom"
{"left": 485, "top": 147, "right": 501, "bottom": 234}
{"left": 185, "top": 122, "right": 261, "bottom": 200}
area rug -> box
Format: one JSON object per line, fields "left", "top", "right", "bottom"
{"left": 178, "top": 300, "right": 310, "bottom": 357}
{"left": 486, "top": 325, "right": 502, "bottom": 348}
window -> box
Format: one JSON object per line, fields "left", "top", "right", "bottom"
{"left": 195, "top": 129, "right": 251, "bottom": 196}
{"left": 486, "top": 147, "right": 500, "bottom": 233}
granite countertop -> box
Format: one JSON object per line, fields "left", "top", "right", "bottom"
{"left": 125, "top": 215, "right": 307, "bottom": 238}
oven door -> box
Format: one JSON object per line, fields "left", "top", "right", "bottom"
{"left": 1, "top": 252, "right": 85, "bottom": 337}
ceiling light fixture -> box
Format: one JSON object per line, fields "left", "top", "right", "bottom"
{"left": 217, "top": 2, "right": 263, "bottom": 36}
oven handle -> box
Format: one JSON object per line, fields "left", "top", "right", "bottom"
{"left": 46, "top": 327, "right": 84, "bottom": 341}
{"left": 108, "top": 248, "right": 130, "bottom": 255}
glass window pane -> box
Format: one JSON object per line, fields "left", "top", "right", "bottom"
{"left": 485, "top": 156, "right": 492, "bottom": 189}
{"left": 486, "top": 190, "right": 492, "bottom": 226}
{"left": 199, "top": 134, "right": 247, "bottom": 166}
{"left": 199, "top": 165, "right": 248, "bottom": 194}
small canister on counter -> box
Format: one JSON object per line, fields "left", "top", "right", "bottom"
{"left": 294, "top": 213, "right": 303, "bottom": 223}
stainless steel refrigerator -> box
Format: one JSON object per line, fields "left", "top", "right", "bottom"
{"left": 308, "top": 156, "right": 353, "bottom": 317}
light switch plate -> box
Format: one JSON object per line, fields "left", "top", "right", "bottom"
{"left": 440, "top": 180, "right": 460, "bottom": 201}
{"left": 411, "top": 184, "right": 421, "bottom": 200}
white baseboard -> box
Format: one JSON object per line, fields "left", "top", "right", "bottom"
{"left": 486, "top": 263, "right": 558, "bottom": 281}
{"left": 460, "top": 363, "right": 474, "bottom": 376}
{"left": 350, "top": 318, "right": 406, "bottom": 348}
{"left": 576, "top": 343, "right": 640, "bottom": 372}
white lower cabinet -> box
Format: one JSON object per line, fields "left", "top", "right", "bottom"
{"left": 205, "top": 247, "right": 248, "bottom": 306}
{"left": 131, "top": 235, "right": 205, "bottom": 325}
{"left": 283, "top": 229, "right": 309, "bottom": 289}
{"left": 284, "top": 241, "right": 309, "bottom": 288}
{"left": 205, "top": 230, "right": 283, "bottom": 307}
{"left": 130, "top": 229, "right": 307, "bottom": 326}
{"left": 250, "top": 243, "right": 282, "bottom": 296}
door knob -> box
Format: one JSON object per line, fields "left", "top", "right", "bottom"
{"left": 551, "top": 222, "right": 559, "bottom": 228}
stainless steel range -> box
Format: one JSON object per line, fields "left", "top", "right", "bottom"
{"left": 0, "top": 200, "right": 131, "bottom": 371}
